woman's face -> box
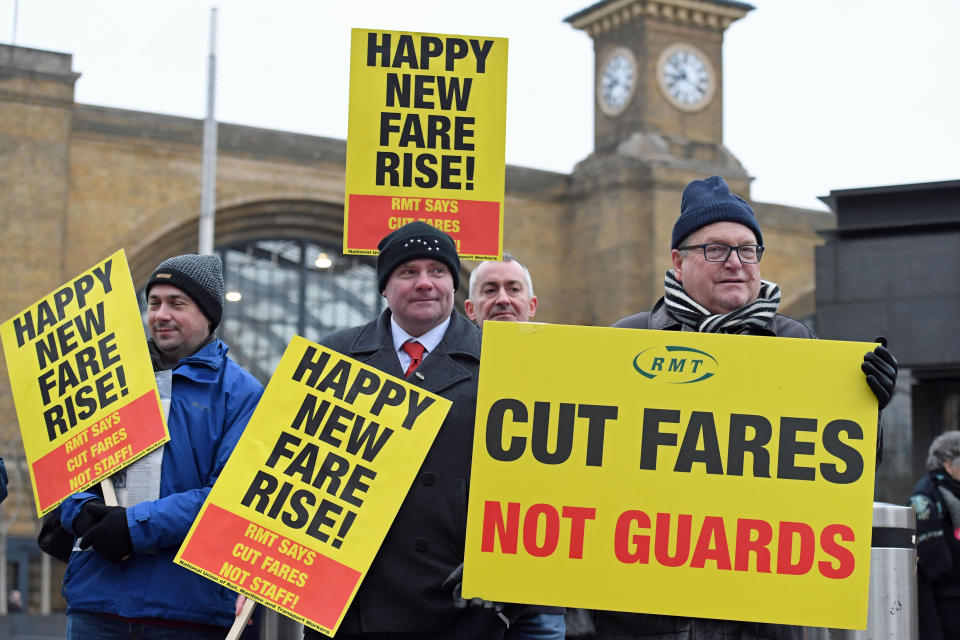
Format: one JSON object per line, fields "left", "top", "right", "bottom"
{"left": 944, "top": 459, "right": 960, "bottom": 481}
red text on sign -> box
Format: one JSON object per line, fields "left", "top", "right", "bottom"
{"left": 480, "top": 501, "right": 596, "bottom": 559}
{"left": 612, "top": 510, "right": 855, "bottom": 579}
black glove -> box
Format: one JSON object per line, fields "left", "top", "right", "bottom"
{"left": 861, "top": 337, "right": 898, "bottom": 410}
{"left": 441, "top": 563, "right": 508, "bottom": 616}
{"left": 78, "top": 503, "right": 132, "bottom": 563}
{"left": 71, "top": 499, "right": 106, "bottom": 537}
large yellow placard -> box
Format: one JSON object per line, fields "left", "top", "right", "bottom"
{"left": 0, "top": 250, "right": 168, "bottom": 516}
{"left": 175, "top": 336, "right": 451, "bottom": 636}
{"left": 344, "top": 28, "right": 507, "bottom": 260}
{"left": 463, "top": 322, "right": 879, "bottom": 630}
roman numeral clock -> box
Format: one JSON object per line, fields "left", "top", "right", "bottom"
{"left": 567, "top": 0, "right": 752, "bottom": 158}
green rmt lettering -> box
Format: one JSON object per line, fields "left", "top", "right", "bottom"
{"left": 667, "top": 358, "right": 705, "bottom": 372}
{"left": 649, "top": 356, "right": 704, "bottom": 373}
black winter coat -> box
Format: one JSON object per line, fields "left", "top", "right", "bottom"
{"left": 591, "top": 298, "right": 809, "bottom": 640}
{"left": 305, "top": 310, "right": 505, "bottom": 639}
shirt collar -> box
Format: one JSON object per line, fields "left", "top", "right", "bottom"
{"left": 390, "top": 314, "right": 451, "bottom": 357}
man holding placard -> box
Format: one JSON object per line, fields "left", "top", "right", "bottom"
{"left": 58, "top": 254, "right": 263, "bottom": 639}
{"left": 303, "top": 221, "right": 506, "bottom": 639}
{"left": 594, "top": 176, "right": 899, "bottom": 639}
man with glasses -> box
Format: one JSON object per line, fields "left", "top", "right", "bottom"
{"left": 599, "top": 175, "right": 898, "bottom": 640}
{"left": 614, "top": 175, "right": 807, "bottom": 338}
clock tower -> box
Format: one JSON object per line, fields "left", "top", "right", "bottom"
{"left": 567, "top": 0, "right": 753, "bottom": 155}
{"left": 559, "top": 0, "right": 757, "bottom": 324}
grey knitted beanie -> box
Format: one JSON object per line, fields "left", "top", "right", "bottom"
{"left": 145, "top": 254, "right": 224, "bottom": 329}
{"left": 672, "top": 176, "right": 763, "bottom": 249}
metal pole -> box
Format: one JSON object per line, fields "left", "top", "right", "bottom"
{"left": 820, "top": 502, "right": 918, "bottom": 639}
{"left": 41, "top": 551, "right": 51, "bottom": 614}
{"left": 199, "top": 7, "right": 218, "bottom": 255}
{"left": 0, "top": 531, "right": 7, "bottom": 615}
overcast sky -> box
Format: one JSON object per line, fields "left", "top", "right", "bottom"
{"left": 2, "top": 0, "right": 957, "bottom": 211}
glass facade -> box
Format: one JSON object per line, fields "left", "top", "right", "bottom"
{"left": 218, "top": 239, "right": 383, "bottom": 383}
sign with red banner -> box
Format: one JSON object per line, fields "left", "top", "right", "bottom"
{"left": 175, "top": 336, "right": 451, "bottom": 636}
{"left": 343, "top": 28, "right": 508, "bottom": 260}
{"left": 0, "top": 250, "right": 168, "bottom": 515}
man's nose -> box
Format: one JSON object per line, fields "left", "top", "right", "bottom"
{"left": 154, "top": 302, "right": 173, "bottom": 319}
{"left": 494, "top": 288, "right": 510, "bottom": 304}
{"left": 723, "top": 249, "right": 744, "bottom": 266}
{"left": 413, "top": 271, "right": 434, "bottom": 289}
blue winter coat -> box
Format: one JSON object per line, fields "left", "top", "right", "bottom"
{"left": 60, "top": 339, "right": 263, "bottom": 628}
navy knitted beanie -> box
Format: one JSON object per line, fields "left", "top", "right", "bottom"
{"left": 376, "top": 221, "right": 460, "bottom": 293}
{"left": 146, "top": 254, "right": 224, "bottom": 329}
{"left": 671, "top": 176, "right": 763, "bottom": 249}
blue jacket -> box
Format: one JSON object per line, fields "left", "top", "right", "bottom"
{"left": 60, "top": 339, "right": 263, "bottom": 628}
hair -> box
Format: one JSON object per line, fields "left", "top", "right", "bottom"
{"left": 468, "top": 253, "right": 535, "bottom": 298}
{"left": 926, "top": 431, "right": 960, "bottom": 471}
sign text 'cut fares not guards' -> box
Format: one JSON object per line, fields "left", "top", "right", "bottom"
{"left": 463, "top": 322, "right": 879, "bottom": 630}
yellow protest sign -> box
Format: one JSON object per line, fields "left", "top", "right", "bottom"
{"left": 175, "top": 336, "right": 451, "bottom": 636}
{"left": 0, "top": 250, "right": 168, "bottom": 516}
{"left": 343, "top": 28, "right": 508, "bottom": 260}
{"left": 463, "top": 322, "right": 879, "bottom": 630}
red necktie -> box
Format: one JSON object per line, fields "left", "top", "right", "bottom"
{"left": 402, "top": 341, "right": 425, "bottom": 377}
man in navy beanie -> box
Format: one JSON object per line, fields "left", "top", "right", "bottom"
{"left": 305, "top": 222, "right": 511, "bottom": 639}
{"left": 57, "top": 253, "right": 263, "bottom": 639}
{"left": 600, "top": 176, "right": 898, "bottom": 640}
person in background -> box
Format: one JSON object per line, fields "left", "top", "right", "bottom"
{"left": 465, "top": 254, "right": 538, "bottom": 328}
{"left": 466, "top": 255, "right": 565, "bottom": 640}
{"left": 910, "top": 431, "right": 960, "bottom": 640}
{"left": 0, "top": 457, "right": 7, "bottom": 503}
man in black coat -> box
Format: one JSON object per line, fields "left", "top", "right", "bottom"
{"left": 594, "top": 176, "right": 898, "bottom": 640}
{"left": 304, "top": 221, "right": 506, "bottom": 640}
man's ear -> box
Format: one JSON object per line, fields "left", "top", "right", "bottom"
{"left": 464, "top": 299, "right": 478, "bottom": 323}
{"left": 528, "top": 295, "right": 538, "bottom": 319}
{"left": 671, "top": 249, "right": 684, "bottom": 280}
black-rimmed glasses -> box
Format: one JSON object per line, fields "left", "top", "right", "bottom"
{"left": 676, "top": 243, "right": 764, "bottom": 263}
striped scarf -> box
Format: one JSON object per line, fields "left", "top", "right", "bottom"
{"left": 663, "top": 269, "right": 781, "bottom": 333}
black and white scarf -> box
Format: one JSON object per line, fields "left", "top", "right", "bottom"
{"left": 663, "top": 269, "right": 781, "bottom": 334}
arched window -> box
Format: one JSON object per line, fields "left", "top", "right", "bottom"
{"left": 217, "top": 239, "right": 383, "bottom": 382}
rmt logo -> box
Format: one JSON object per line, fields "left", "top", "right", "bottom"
{"left": 632, "top": 345, "right": 717, "bottom": 384}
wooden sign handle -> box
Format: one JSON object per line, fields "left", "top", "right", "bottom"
{"left": 100, "top": 478, "right": 117, "bottom": 506}
{"left": 225, "top": 597, "right": 256, "bottom": 640}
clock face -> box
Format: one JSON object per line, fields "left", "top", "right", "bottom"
{"left": 657, "top": 43, "right": 716, "bottom": 112}
{"left": 597, "top": 47, "right": 637, "bottom": 117}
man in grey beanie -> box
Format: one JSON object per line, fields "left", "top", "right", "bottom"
{"left": 598, "top": 176, "right": 898, "bottom": 640}
{"left": 57, "top": 253, "right": 264, "bottom": 638}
